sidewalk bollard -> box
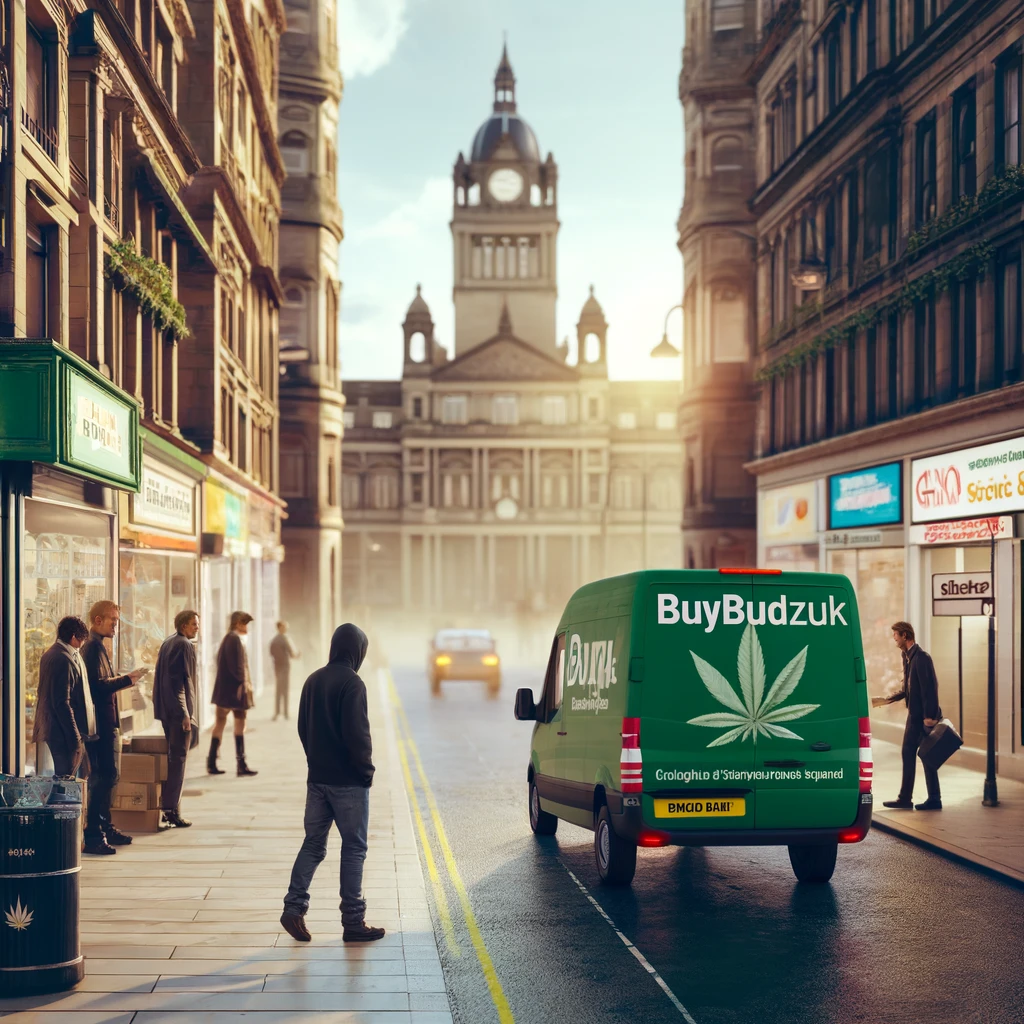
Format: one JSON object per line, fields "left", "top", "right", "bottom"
{"left": 0, "top": 776, "right": 85, "bottom": 995}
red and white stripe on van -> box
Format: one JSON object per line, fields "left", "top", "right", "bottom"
{"left": 859, "top": 716, "right": 872, "bottom": 794}
{"left": 620, "top": 717, "right": 642, "bottom": 793}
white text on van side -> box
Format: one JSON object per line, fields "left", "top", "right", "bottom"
{"left": 656, "top": 593, "right": 848, "bottom": 632}
{"left": 565, "top": 635, "right": 617, "bottom": 690}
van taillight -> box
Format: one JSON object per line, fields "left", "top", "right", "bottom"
{"left": 858, "top": 716, "right": 872, "bottom": 795}
{"left": 620, "top": 717, "right": 642, "bottom": 793}
{"left": 718, "top": 567, "right": 782, "bottom": 575}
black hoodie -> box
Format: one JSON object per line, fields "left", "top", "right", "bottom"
{"left": 297, "top": 624, "right": 374, "bottom": 787}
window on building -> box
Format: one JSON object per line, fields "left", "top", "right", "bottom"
{"left": 280, "top": 130, "right": 310, "bottom": 175}
{"left": 848, "top": 1, "right": 859, "bottom": 89}
{"left": 326, "top": 455, "right": 338, "bottom": 505}
{"left": 411, "top": 395, "right": 425, "bottom": 419}
{"left": 587, "top": 473, "right": 603, "bottom": 506}
{"left": 541, "top": 395, "right": 568, "bottom": 425}
{"left": 952, "top": 83, "right": 977, "bottom": 201}
{"left": 865, "top": 327, "right": 877, "bottom": 425}
{"left": 866, "top": 0, "right": 877, "bottom": 72}
{"left": 587, "top": 395, "right": 601, "bottom": 421}
{"left": 656, "top": 411, "right": 678, "bottom": 431}
{"left": 25, "top": 22, "right": 56, "bottom": 157}
{"left": 492, "top": 394, "right": 518, "bottom": 425}
{"left": 846, "top": 171, "right": 859, "bottom": 283}
{"left": 824, "top": 348, "right": 836, "bottom": 435}
{"left": 441, "top": 394, "right": 468, "bottom": 425}
{"left": 951, "top": 275, "right": 977, "bottom": 399}
{"left": 280, "top": 441, "right": 307, "bottom": 497}
{"left": 781, "top": 74, "right": 797, "bottom": 161}
{"left": 712, "top": 0, "right": 744, "bottom": 32}
{"left": 827, "top": 27, "right": 842, "bottom": 113}
{"left": 342, "top": 410, "right": 355, "bottom": 429}
{"left": 238, "top": 408, "right": 248, "bottom": 471}
{"left": 997, "top": 49, "right": 1022, "bottom": 170}
{"left": 712, "top": 136, "right": 745, "bottom": 190}
{"left": 886, "top": 312, "right": 900, "bottom": 419}
{"left": 372, "top": 411, "right": 393, "bottom": 429}
{"left": 25, "top": 220, "right": 48, "bottom": 337}
{"left": 616, "top": 411, "right": 637, "bottom": 430}
{"left": 410, "top": 473, "right": 425, "bottom": 504}
{"left": 369, "top": 472, "right": 399, "bottom": 509}
{"left": 864, "top": 150, "right": 888, "bottom": 259}
{"left": 913, "top": 297, "right": 936, "bottom": 408}
{"left": 442, "top": 471, "right": 471, "bottom": 509}
{"left": 916, "top": 112, "right": 937, "bottom": 225}
{"left": 541, "top": 472, "right": 570, "bottom": 509}
{"left": 995, "top": 249, "right": 1022, "bottom": 386}
{"left": 342, "top": 473, "right": 361, "bottom": 508}
{"left": 913, "top": 0, "right": 937, "bottom": 37}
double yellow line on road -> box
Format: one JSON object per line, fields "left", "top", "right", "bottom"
{"left": 387, "top": 672, "right": 515, "bottom": 1024}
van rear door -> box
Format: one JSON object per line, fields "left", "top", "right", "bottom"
{"left": 750, "top": 577, "right": 860, "bottom": 830}
{"left": 641, "top": 579, "right": 757, "bottom": 832}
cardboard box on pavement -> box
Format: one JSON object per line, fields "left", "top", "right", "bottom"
{"left": 131, "top": 735, "right": 168, "bottom": 755}
{"left": 111, "top": 782, "right": 159, "bottom": 811}
{"left": 110, "top": 808, "right": 163, "bottom": 833}
{"left": 119, "top": 752, "right": 168, "bottom": 783}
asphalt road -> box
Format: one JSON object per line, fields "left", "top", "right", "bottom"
{"left": 390, "top": 663, "right": 1024, "bottom": 1024}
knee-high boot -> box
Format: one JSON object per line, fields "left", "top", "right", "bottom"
{"left": 235, "top": 734, "right": 258, "bottom": 777}
{"left": 207, "top": 736, "right": 225, "bottom": 775}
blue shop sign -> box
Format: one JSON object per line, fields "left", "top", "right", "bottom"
{"left": 829, "top": 462, "right": 902, "bottom": 528}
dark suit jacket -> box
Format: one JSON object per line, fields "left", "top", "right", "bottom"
{"left": 80, "top": 632, "right": 134, "bottom": 737}
{"left": 33, "top": 642, "right": 90, "bottom": 752}
{"left": 152, "top": 632, "right": 198, "bottom": 725}
{"left": 899, "top": 644, "right": 942, "bottom": 723}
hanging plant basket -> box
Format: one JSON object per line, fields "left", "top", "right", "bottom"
{"left": 104, "top": 236, "right": 190, "bottom": 340}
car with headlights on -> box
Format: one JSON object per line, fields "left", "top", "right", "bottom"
{"left": 429, "top": 629, "right": 501, "bottom": 698}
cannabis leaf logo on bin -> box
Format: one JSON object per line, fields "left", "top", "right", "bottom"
{"left": 5, "top": 897, "right": 33, "bottom": 931}
{"left": 686, "top": 624, "right": 819, "bottom": 748}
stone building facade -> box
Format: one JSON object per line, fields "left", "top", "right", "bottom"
{"left": 0, "top": 0, "right": 286, "bottom": 770}
{"left": 747, "top": 0, "right": 1024, "bottom": 778}
{"left": 276, "top": 0, "right": 345, "bottom": 663}
{"left": 677, "top": 0, "right": 759, "bottom": 569}
{"left": 341, "top": 51, "right": 684, "bottom": 631}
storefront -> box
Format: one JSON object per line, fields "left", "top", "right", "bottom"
{"left": 909, "top": 435, "right": 1024, "bottom": 766}
{"left": 0, "top": 342, "right": 141, "bottom": 774}
{"left": 200, "top": 475, "right": 282, "bottom": 705}
{"left": 118, "top": 429, "right": 206, "bottom": 732}
{"left": 822, "top": 462, "right": 907, "bottom": 744}
{"left": 758, "top": 479, "right": 821, "bottom": 570}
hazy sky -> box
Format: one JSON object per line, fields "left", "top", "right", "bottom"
{"left": 337, "top": 0, "right": 684, "bottom": 381}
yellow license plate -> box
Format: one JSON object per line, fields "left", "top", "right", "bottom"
{"left": 654, "top": 797, "right": 746, "bottom": 818}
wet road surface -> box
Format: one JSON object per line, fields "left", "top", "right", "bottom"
{"left": 389, "top": 663, "right": 1024, "bottom": 1024}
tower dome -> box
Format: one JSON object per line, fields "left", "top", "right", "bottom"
{"left": 470, "top": 44, "right": 540, "bottom": 163}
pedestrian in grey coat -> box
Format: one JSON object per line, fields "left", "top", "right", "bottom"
{"left": 153, "top": 610, "right": 200, "bottom": 828}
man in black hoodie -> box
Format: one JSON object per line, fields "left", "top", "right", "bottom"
{"left": 281, "top": 623, "right": 385, "bottom": 943}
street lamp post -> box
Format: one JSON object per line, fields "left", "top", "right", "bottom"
{"left": 651, "top": 303, "right": 684, "bottom": 359}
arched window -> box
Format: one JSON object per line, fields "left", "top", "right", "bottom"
{"left": 408, "top": 331, "right": 426, "bottom": 362}
{"left": 467, "top": 183, "right": 481, "bottom": 206}
{"left": 583, "top": 333, "right": 602, "bottom": 363}
{"left": 530, "top": 183, "right": 541, "bottom": 206}
{"left": 711, "top": 136, "right": 745, "bottom": 190}
{"left": 280, "top": 130, "right": 310, "bottom": 175}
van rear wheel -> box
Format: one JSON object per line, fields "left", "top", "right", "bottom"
{"left": 529, "top": 780, "right": 557, "bottom": 836}
{"left": 595, "top": 805, "right": 636, "bottom": 885}
{"left": 788, "top": 842, "right": 838, "bottom": 883}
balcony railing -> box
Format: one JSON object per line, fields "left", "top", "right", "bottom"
{"left": 103, "top": 195, "right": 119, "bottom": 231}
{"left": 21, "top": 107, "right": 57, "bottom": 162}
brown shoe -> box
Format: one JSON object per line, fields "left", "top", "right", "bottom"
{"left": 280, "top": 911, "right": 311, "bottom": 942}
{"left": 343, "top": 922, "right": 386, "bottom": 942}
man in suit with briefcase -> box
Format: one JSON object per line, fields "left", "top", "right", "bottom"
{"left": 882, "top": 621, "right": 943, "bottom": 811}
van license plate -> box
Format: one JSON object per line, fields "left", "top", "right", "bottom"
{"left": 654, "top": 797, "right": 746, "bottom": 818}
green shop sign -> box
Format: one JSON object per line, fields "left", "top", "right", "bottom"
{"left": 0, "top": 340, "right": 141, "bottom": 491}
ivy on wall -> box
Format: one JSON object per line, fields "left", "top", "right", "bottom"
{"left": 755, "top": 241, "right": 994, "bottom": 382}
{"left": 105, "top": 237, "right": 189, "bottom": 340}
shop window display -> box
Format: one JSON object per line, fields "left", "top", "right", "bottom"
{"left": 119, "top": 551, "right": 198, "bottom": 729}
{"left": 828, "top": 548, "right": 906, "bottom": 732}
{"left": 23, "top": 500, "right": 114, "bottom": 773}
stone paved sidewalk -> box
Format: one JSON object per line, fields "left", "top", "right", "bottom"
{"left": 0, "top": 669, "right": 453, "bottom": 1023}
{"left": 872, "top": 738, "right": 1024, "bottom": 886}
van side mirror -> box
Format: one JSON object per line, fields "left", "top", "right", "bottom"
{"left": 514, "top": 688, "right": 537, "bottom": 721}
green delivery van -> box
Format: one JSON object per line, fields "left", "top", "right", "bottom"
{"left": 514, "top": 568, "right": 873, "bottom": 885}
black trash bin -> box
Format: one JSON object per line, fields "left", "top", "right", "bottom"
{"left": 0, "top": 777, "right": 85, "bottom": 995}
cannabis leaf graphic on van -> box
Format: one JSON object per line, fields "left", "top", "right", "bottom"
{"left": 686, "top": 624, "right": 819, "bottom": 747}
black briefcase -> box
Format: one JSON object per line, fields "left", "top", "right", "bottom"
{"left": 918, "top": 719, "right": 963, "bottom": 771}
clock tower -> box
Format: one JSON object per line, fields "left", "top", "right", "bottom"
{"left": 451, "top": 46, "right": 559, "bottom": 357}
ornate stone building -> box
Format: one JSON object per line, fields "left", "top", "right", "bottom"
{"left": 275, "top": 0, "right": 345, "bottom": 662}
{"left": 747, "top": 0, "right": 1024, "bottom": 777}
{"left": 341, "top": 50, "right": 684, "bottom": 626}
{"left": 677, "top": 0, "right": 759, "bottom": 569}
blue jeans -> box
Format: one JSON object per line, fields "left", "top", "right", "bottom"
{"left": 285, "top": 783, "right": 369, "bottom": 925}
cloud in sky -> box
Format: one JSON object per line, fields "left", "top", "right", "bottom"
{"left": 337, "top": 0, "right": 409, "bottom": 80}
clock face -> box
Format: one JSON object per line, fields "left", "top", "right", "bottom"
{"left": 488, "top": 168, "right": 524, "bottom": 203}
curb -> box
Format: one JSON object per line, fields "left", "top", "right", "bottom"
{"left": 870, "top": 818, "right": 1024, "bottom": 889}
